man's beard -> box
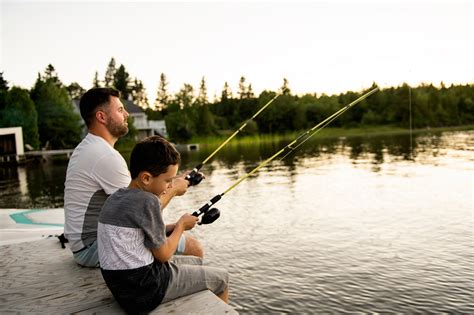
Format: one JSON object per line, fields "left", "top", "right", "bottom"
{"left": 106, "top": 117, "right": 129, "bottom": 138}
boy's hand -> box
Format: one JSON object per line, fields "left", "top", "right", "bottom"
{"left": 178, "top": 213, "right": 198, "bottom": 231}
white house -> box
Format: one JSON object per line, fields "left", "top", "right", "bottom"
{"left": 73, "top": 99, "right": 168, "bottom": 140}
{"left": 0, "top": 127, "right": 24, "bottom": 163}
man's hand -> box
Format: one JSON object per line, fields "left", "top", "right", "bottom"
{"left": 171, "top": 175, "right": 189, "bottom": 196}
{"left": 183, "top": 169, "right": 206, "bottom": 187}
{"left": 159, "top": 171, "right": 206, "bottom": 209}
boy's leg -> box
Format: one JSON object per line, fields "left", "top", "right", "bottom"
{"left": 162, "top": 256, "right": 228, "bottom": 303}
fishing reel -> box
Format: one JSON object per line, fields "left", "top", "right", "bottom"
{"left": 192, "top": 195, "right": 222, "bottom": 225}
{"left": 185, "top": 168, "right": 204, "bottom": 186}
{"left": 197, "top": 208, "right": 220, "bottom": 225}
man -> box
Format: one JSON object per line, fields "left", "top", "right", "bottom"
{"left": 64, "top": 87, "right": 203, "bottom": 267}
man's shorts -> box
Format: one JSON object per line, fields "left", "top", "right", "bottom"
{"left": 73, "top": 240, "right": 100, "bottom": 268}
{"left": 162, "top": 255, "right": 228, "bottom": 303}
{"left": 73, "top": 234, "right": 187, "bottom": 268}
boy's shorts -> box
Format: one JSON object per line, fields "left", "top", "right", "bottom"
{"left": 73, "top": 234, "right": 187, "bottom": 268}
{"left": 162, "top": 255, "right": 228, "bottom": 303}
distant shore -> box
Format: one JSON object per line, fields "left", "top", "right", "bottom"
{"left": 187, "top": 124, "right": 474, "bottom": 147}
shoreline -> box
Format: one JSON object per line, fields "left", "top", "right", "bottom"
{"left": 188, "top": 124, "right": 474, "bottom": 147}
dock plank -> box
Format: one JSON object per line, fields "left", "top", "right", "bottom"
{"left": 0, "top": 238, "right": 237, "bottom": 314}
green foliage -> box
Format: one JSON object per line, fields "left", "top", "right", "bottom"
{"left": 104, "top": 58, "right": 116, "bottom": 87}
{"left": 66, "top": 82, "right": 85, "bottom": 100}
{"left": 196, "top": 77, "right": 208, "bottom": 106}
{"left": 30, "top": 70, "right": 82, "bottom": 149}
{"left": 257, "top": 91, "right": 295, "bottom": 133}
{"left": 221, "top": 81, "right": 232, "bottom": 101}
{"left": 7, "top": 58, "right": 474, "bottom": 147}
{"left": 0, "top": 72, "right": 9, "bottom": 92}
{"left": 0, "top": 87, "right": 40, "bottom": 149}
{"left": 93, "top": 71, "right": 101, "bottom": 88}
{"left": 145, "top": 107, "right": 163, "bottom": 120}
{"left": 175, "top": 83, "right": 194, "bottom": 109}
{"left": 196, "top": 103, "right": 217, "bottom": 135}
{"left": 240, "top": 119, "right": 258, "bottom": 136}
{"left": 165, "top": 111, "right": 194, "bottom": 142}
{"left": 161, "top": 80, "right": 472, "bottom": 142}
{"left": 130, "top": 78, "right": 149, "bottom": 108}
{"left": 114, "top": 65, "right": 130, "bottom": 100}
{"left": 154, "top": 73, "right": 170, "bottom": 111}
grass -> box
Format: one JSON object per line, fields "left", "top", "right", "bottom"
{"left": 188, "top": 124, "right": 474, "bottom": 147}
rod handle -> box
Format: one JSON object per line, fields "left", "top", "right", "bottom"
{"left": 192, "top": 194, "right": 222, "bottom": 217}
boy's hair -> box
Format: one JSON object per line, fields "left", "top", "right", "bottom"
{"left": 130, "top": 136, "right": 181, "bottom": 179}
{"left": 79, "top": 87, "right": 120, "bottom": 127}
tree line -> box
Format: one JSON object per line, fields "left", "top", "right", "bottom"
{"left": 149, "top": 73, "right": 474, "bottom": 142}
{"left": 0, "top": 57, "right": 473, "bottom": 149}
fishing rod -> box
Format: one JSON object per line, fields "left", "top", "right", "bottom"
{"left": 192, "top": 87, "right": 379, "bottom": 224}
{"left": 279, "top": 87, "right": 379, "bottom": 160}
{"left": 185, "top": 93, "right": 281, "bottom": 186}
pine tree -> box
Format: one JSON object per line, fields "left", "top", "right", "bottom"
{"left": 0, "top": 72, "right": 9, "bottom": 92}
{"left": 44, "top": 64, "right": 62, "bottom": 87}
{"left": 0, "top": 72, "right": 8, "bottom": 111}
{"left": 246, "top": 83, "right": 255, "bottom": 98}
{"left": 221, "top": 81, "right": 232, "bottom": 101}
{"left": 30, "top": 74, "right": 82, "bottom": 149}
{"left": 281, "top": 78, "right": 291, "bottom": 95}
{"left": 175, "top": 83, "right": 194, "bottom": 109}
{"left": 93, "top": 71, "right": 101, "bottom": 88}
{"left": 66, "top": 82, "right": 85, "bottom": 100}
{"left": 131, "top": 78, "right": 149, "bottom": 108}
{"left": 104, "top": 57, "right": 116, "bottom": 87}
{"left": 154, "top": 73, "right": 169, "bottom": 111}
{"left": 113, "top": 64, "right": 130, "bottom": 100}
{"left": 238, "top": 76, "right": 247, "bottom": 99}
{"left": 196, "top": 76, "right": 208, "bottom": 105}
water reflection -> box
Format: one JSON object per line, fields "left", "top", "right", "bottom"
{"left": 0, "top": 130, "right": 472, "bottom": 313}
{"left": 0, "top": 159, "right": 68, "bottom": 208}
{"left": 0, "top": 130, "right": 472, "bottom": 209}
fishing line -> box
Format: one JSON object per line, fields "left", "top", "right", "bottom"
{"left": 279, "top": 88, "right": 378, "bottom": 160}
{"left": 192, "top": 87, "right": 379, "bottom": 224}
{"left": 185, "top": 93, "right": 281, "bottom": 186}
{"left": 409, "top": 85, "right": 413, "bottom": 159}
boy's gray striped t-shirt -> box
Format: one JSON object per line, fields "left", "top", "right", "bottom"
{"left": 98, "top": 188, "right": 171, "bottom": 313}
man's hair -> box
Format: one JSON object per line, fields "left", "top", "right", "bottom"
{"left": 130, "top": 136, "right": 181, "bottom": 179}
{"left": 79, "top": 87, "right": 120, "bottom": 127}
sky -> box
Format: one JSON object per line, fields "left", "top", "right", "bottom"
{"left": 1, "top": 0, "right": 473, "bottom": 104}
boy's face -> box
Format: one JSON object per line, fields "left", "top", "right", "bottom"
{"left": 147, "top": 164, "right": 179, "bottom": 197}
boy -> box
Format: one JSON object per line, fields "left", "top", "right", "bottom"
{"left": 98, "top": 136, "right": 229, "bottom": 314}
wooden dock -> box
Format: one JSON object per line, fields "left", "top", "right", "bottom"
{"left": 0, "top": 238, "right": 237, "bottom": 314}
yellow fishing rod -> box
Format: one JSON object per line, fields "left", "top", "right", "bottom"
{"left": 185, "top": 93, "right": 281, "bottom": 186}
{"left": 192, "top": 87, "right": 379, "bottom": 224}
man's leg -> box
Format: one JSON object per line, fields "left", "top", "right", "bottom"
{"left": 73, "top": 241, "right": 99, "bottom": 268}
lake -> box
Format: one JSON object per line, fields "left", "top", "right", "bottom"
{"left": 1, "top": 129, "right": 473, "bottom": 313}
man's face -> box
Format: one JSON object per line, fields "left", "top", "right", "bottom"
{"left": 104, "top": 96, "right": 129, "bottom": 138}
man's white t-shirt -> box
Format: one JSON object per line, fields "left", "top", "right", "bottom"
{"left": 64, "top": 133, "right": 131, "bottom": 252}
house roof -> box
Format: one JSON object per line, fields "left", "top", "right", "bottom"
{"left": 123, "top": 99, "right": 145, "bottom": 114}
